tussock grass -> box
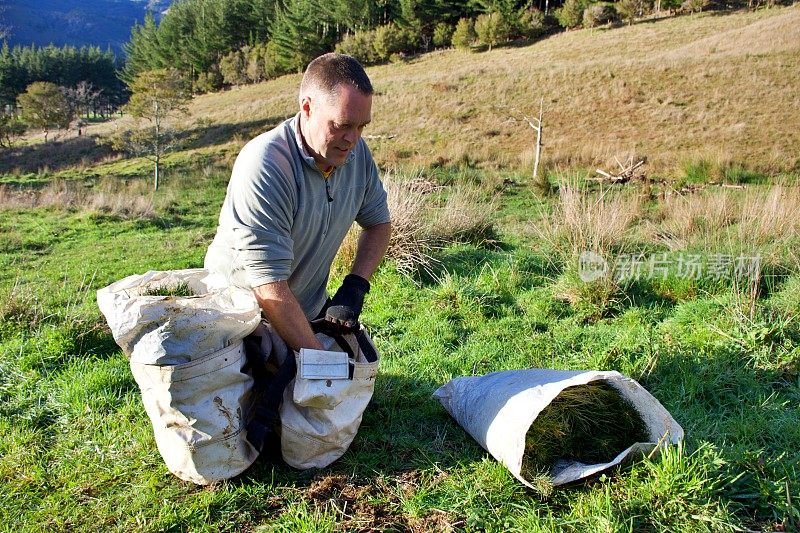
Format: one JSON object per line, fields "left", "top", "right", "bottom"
{"left": 383, "top": 174, "right": 436, "bottom": 276}
{"left": 427, "top": 184, "right": 497, "bottom": 245}
{"left": 530, "top": 181, "right": 641, "bottom": 320}
{"left": 655, "top": 190, "right": 737, "bottom": 249}
{"left": 332, "top": 172, "right": 497, "bottom": 279}
{"left": 738, "top": 185, "right": 800, "bottom": 245}
{"left": 652, "top": 185, "right": 800, "bottom": 254}
{"left": 530, "top": 181, "right": 642, "bottom": 272}
{"left": 521, "top": 381, "right": 650, "bottom": 491}
{"left": 535, "top": 181, "right": 641, "bottom": 263}
{"left": 0, "top": 280, "right": 45, "bottom": 333}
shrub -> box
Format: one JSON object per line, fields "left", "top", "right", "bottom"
{"left": 219, "top": 49, "right": 248, "bottom": 86}
{"left": 682, "top": 0, "right": 710, "bottom": 12}
{"left": 17, "top": 81, "right": 73, "bottom": 142}
{"left": 241, "top": 42, "right": 284, "bottom": 83}
{"left": 583, "top": 3, "right": 619, "bottom": 28}
{"left": 616, "top": 0, "right": 652, "bottom": 24}
{"left": 554, "top": 0, "right": 588, "bottom": 28}
{"left": 0, "top": 113, "right": 26, "bottom": 147}
{"left": 516, "top": 7, "right": 547, "bottom": 39}
{"left": 335, "top": 30, "right": 378, "bottom": 65}
{"left": 373, "top": 24, "right": 413, "bottom": 62}
{"left": 475, "top": 12, "right": 512, "bottom": 51}
{"left": 451, "top": 18, "right": 477, "bottom": 49}
{"left": 432, "top": 22, "right": 455, "bottom": 48}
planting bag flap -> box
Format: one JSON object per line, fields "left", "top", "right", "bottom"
{"left": 293, "top": 348, "right": 352, "bottom": 410}
{"left": 297, "top": 349, "right": 350, "bottom": 380}
{"left": 433, "top": 369, "right": 683, "bottom": 487}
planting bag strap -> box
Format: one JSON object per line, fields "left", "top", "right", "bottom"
{"left": 245, "top": 335, "right": 297, "bottom": 455}
{"left": 309, "top": 319, "right": 377, "bottom": 363}
{"left": 309, "top": 320, "right": 355, "bottom": 357}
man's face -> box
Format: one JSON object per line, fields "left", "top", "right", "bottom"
{"left": 301, "top": 84, "right": 372, "bottom": 170}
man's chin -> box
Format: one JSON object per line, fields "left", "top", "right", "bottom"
{"left": 327, "top": 152, "right": 349, "bottom": 167}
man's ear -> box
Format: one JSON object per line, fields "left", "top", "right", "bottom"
{"left": 301, "top": 95, "right": 312, "bottom": 119}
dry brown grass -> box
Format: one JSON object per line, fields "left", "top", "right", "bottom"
{"left": 331, "top": 172, "right": 498, "bottom": 278}
{"left": 654, "top": 190, "right": 738, "bottom": 249}
{"left": 426, "top": 184, "right": 497, "bottom": 245}
{"left": 738, "top": 185, "right": 800, "bottom": 245}
{"left": 74, "top": 5, "right": 800, "bottom": 178}
{"left": 383, "top": 174, "right": 437, "bottom": 276}
{"left": 535, "top": 180, "right": 642, "bottom": 261}
{"left": 651, "top": 184, "right": 800, "bottom": 250}
{"left": 0, "top": 179, "right": 157, "bottom": 219}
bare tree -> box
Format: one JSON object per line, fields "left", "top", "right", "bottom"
{"left": 524, "top": 98, "right": 546, "bottom": 192}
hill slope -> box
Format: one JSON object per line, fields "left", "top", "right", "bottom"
{"left": 163, "top": 5, "right": 800, "bottom": 177}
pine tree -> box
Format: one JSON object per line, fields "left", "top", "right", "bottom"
{"left": 271, "top": 0, "right": 334, "bottom": 73}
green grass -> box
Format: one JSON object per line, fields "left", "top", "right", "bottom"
{"left": 0, "top": 164, "right": 798, "bottom": 531}
{"left": 1, "top": 9, "right": 799, "bottom": 527}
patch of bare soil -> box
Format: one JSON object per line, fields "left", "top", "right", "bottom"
{"left": 306, "top": 472, "right": 455, "bottom": 532}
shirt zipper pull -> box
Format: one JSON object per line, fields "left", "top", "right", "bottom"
{"left": 325, "top": 178, "right": 333, "bottom": 203}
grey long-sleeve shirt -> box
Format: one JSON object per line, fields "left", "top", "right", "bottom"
{"left": 204, "top": 113, "right": 390, "bottom": 319}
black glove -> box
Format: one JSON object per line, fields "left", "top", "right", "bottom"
{"left": 325, "top": 274, "right": 370, "bottom": 330}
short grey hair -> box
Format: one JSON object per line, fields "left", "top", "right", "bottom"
{"left": 299, "top": 53, "right": 373, "bottom": 102}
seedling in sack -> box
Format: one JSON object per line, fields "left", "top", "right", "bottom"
{"left": 521, "top": 380, "right": 650, "bottom": 495}
{"left": 141, "top": 282, "right": 195, "bottom": 297}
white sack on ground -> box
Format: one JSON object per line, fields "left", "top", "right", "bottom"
{"left": 433, "top": 369, "right": 683, "bottom": 487}
{"left": 97, "top": 269, "right": 261, "bottom": 365}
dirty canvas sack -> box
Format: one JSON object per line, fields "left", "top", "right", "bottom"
{"left": 97, "top": 269, "right": 262, "bottom": 485}
{"left": 268, "top": 321, "right": 379, "bottom": 470}
{"left": 433, "top": 369, "right": 683, "bottom": 488}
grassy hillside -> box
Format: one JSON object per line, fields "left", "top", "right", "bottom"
{"left": 83, "top": 4, "right": 800, "bottom": 179}
{"left": 1, "top": 5, "right": 799, "bottom": 533}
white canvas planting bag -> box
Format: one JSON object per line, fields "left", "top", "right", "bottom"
{"left": 261, "top": 320, "right": 379, "bottom": 470}
{"left": 97, "top": 269, "right": 262, "bottom": 485}
{"left": 434, "top": 369, "right": 683, "bottom": 488}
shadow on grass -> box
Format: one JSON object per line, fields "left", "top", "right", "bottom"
{"left": 178, "top": 116, "right": 288, "bottom": 152}
{"left": 418, "top": 242, "right": 546, "bottom": 286}
{"left": 640, "top": 339, "right": 800, "bottom": 528}
{"left": 0, "top": 135, "right": 113, "bottom": 174}
{"left": 240, "top": 372, "right": 483, "bottom": 487}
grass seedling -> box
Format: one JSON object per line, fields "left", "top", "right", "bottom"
{"left": 141, "top": 282, "right": 194, "bottom": 298}
{"left": 521, "top": 380, "right": 650, "bottom": 492}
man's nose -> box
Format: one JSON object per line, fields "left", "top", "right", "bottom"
{"left": 343, "top": 128, "right": 359, "bottom": 145}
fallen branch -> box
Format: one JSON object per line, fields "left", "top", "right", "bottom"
{"left": 592, "top": 158, "right": 646, "bottom": 184}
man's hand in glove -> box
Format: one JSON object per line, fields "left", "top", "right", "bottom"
{"left": 325, "top": 274, "right": 370, "bottom": 331}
